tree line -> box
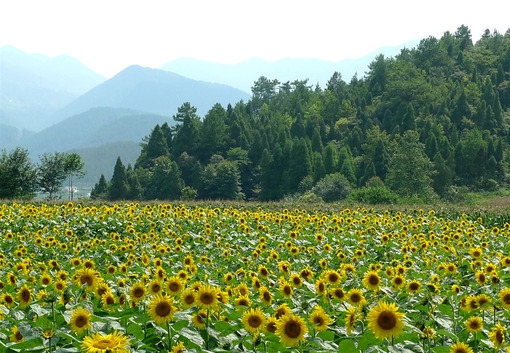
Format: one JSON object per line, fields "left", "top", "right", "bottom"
{"left": 0, "top": 149, "right": 84, "bottom": 200}
{"left": 91, "top": 25, "right": 510, "bottom": 203}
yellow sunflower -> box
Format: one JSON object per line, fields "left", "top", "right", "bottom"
{"left": 10, "top": 326, "right": 24, "bottom": 342}
{"left": 275, "top": 313, "right": 308, "bottom": 347}
{"left": 367, "top": 301, "right": 405, "bottom": 339}
{"left": 259, "top": 286, "right": 272, "bottom": 306}
{"left": 69, "top": 307, "right": 92, "bottom": 334}
{"left": 129, "top": 282, "right": 146, "bottom": 303}
{"left": 308, "top": 305, "right": 334, "bottom": 331}
{"left": 17, "top": 284, "right": 32, "bottom": 307}
{"left": 81, "top": 331, "right": 130, "bottom": 353}
{"left": 166, "top": 276, "right": 186, "bottom": 296}
{"left": 74, "top": 268, "right": 100, "bottom": 292}
{"left": 1, "top": 292, "right": 15, "bottom": 308}
{"left": 278, "top": 278, "right": 293, "bottom": 298}
{"left": 449, "top": 341, "right": 473, "bottom": 353}
{"left": 498, "top": 287, "right": 510, "bottom": 309}
{"left": 465, "top": 316, "right": 483, "bottom": 333}
{"left": 345, "top": 306, "right": 359, "bottom": 334}
{"left": 329, "top": 287, "right": 345, "bottom": 301}
{"left": 101, "top": 291, "right": 116, "bottom": 307}
{"left": 362, "top": 270, "right": 381, "bottom": 291}
{"left": 489, "top": 322, "right": 506, "bottom": 349}
{"left": 346, "top": 288, "right": 367, "bottom": 307}
{"left": 147, "top": 279, "right": 163, "bottom": 296}
{"left": 171, "top": 341, "right": 185, "bottom": 353}
{"left": 191, "top": 310, "right": 208, "bottom": 329}
{"left": 148, "top": 294, "right": 177, "bottom": 325}
{"left": 242, "top": 307, "right": 267, "bottom": 335}
{"left": 323, "top": 269, "right": 342, "bottom": 286}
{"left": 406, "top": 280, "right": 421, "bottom": 294}
{"left": 195, "top": 283, "right": 220, "bottom": 310}
{"left": 180, "top": 288, "right": 196, "bottom": 308}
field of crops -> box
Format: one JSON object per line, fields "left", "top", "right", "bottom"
{"left": 1, "top": 202, "right": 509, "bottom": 352}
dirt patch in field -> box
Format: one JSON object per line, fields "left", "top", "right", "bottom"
{"left": 485, "top": 195, "right": 510, "bottom": 208}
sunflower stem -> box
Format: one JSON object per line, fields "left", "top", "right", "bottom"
{"left": 167, "top": 321, "right": 173, "bottom": 350}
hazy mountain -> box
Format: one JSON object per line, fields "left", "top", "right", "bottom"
{"left": 14, "top": 107, "right": 169, "bottom": 154}
{"left": 160, "top": 40, "right": 421, "bottom": 93}
{"left": 0, "top": 45, "right": 106, "bottom": 131}
{"left": 70, "top": 140, "right": 142, "bottom": 187}
{"left": 50, "top": 65, "right": 251, "bottom": 124}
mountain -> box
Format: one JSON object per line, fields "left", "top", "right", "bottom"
{"left": 14, "top": 107, "right": 169, "bottom": 154}
{"left": 0, "top": 45, "right": 106, "bottom": 131}
{"left": 50, "top": 65, "right": 251, "bottom": 124}
{"left": 159, "top": 40, "right": 421, "bottom": 93}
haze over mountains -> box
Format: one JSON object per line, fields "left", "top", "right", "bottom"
{"left": 0, "top": 40, "right": 419, "bottom": 187}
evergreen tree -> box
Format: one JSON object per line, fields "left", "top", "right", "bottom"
{"left": 90, "top": 174, "right": 108, "bottom": 199}
{"left": 108, "top": 157, "right": 130, "bottom": 201}
{"left": 146, "top": 156, "right": 183, "bottom": 200}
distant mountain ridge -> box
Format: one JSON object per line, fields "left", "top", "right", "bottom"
{"left": 49, "top": 65, "right": 251, "bottom": 124}
{"left": 0, "top": 45, "right": 106, "bottom": 131}
{"left": 159, "top": 40, "right": 421, "bottom": 93}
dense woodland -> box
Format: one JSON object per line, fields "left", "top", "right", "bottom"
{"left": 85, "top": 26, "right": 509, "bottom": 203}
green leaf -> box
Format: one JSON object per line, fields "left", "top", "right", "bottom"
{"left": 358, "top": 330, "right": 380, "bottom": 351}
{"left": 337, "top": 338, "right": 357, "bottom": 351}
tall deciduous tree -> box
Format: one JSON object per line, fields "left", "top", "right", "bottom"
{"left": 0, "top": 147, "right": 38, "bottom": 199}
{"left": 386, "top": 131, "right": 436, "bottom": 199}
{"left": 63, "top": 153, "right": 85, "bottom": 200}
{"left": 38, "top": 152, "right": 67, "bottom": 200}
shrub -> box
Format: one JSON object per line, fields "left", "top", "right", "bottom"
{"left": 311, "top": 173, "right": 351, "bottom": 202}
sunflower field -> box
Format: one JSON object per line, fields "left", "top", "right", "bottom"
{"left": 1, "top": 202, "right": 510, "bottom": 353}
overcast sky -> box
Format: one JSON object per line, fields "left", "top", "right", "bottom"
{"left": 1, "top": 0, "right": 509, "bottom": 78}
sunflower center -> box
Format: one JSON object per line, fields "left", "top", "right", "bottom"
{"left": 369, "top": 275, "right": 379, "bottom": 285}
{"left": 285, "top": 320, "right": 302, "bottom": 338}
{"left": 318, "top": 282, "right": 325, "bottom": 292}
{"left": 350, "top": 293, "right": 361, "bottom": 303}
{"left": 156, "top": 302, "right": 171, "bottom": 316}
{"left": 75, "top": 315, "right": 88, "bottom": 328}
{"left": 152, "top": 284, "right": 161, "bottom": 292}
{"left": 267, "top": 322, "right": 277, "bottom": 333}
{"left": 184, "top": 294, "right": 194, "bottom": 304}
{"left": 106, "top": 296, "right": 115, "bottom": 305}
{"left": 314, "top": 317, "right": 324, "bottom": 325}
{"left": 503, "top": 294, "right": 510, "bottom": 304}
{"left": 169, "top": 283, "right": 179, "bottom": 292}
{"left": 377, "top": 311, "right": 396, "bottom": 330}
{"left": 20, "top": 289, "right": 30, "bottom": 302}
{"left": 5, "top": 295, "right": 13, "bottom": 304}
{"left": 283, "top": 286, "right": 292, "bottom": 295}
{"left": 81, "top": 275, "right": 93, "bottom": 286}
{"left": 263, "top": 291, "right": 271, "bottom": 301}
{"left": 409, "top": 282, "right": 419, "bottom": 291}
{"left": 200, "top": 293, "right": 213, "bottom": 304}
{"left": 92, "top": 339, "right": 116, "bottom": 349}
{"left": 329, "top": 273, "right": 339, "bottom": 282}
{"left": 15, "top": 331, "right": 23, "bottom": 340}
{"left": 133, "top": 288, "right": 145, "bottom": 298}
{"left": 248, "top": 316, "right": 262, "bottom": 328}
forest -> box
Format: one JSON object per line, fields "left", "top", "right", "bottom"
{"left": 75, "top": 26, "right": 510, "bottom": 202}
{"left": 2, "top": 25, "right": 509, "bottom": 203}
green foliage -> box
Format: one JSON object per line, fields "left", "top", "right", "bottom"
{"left": 0, "top": 147, "right": 38, "bottom": 199}
{"left": 311, "top": 173, "right": 351, "bottom": 202}
{"left": 37, "top": 152, "right": 67, "bottom": 200}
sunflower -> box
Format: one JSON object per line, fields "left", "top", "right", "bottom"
{"left": 130, "top": 282, "right": 146, "bottom": 303}
{"left": 166, "top": 276, "right": 186, "bottom": 296}
{"left": 406, "top": 280, "right": 421, "bottom": 294}
{"left": 195, "top": 283, "right": 220, "bottom": 310}
{"left": 81, "top": 331, "right": 130, "bottom": 353}
{"left": 69, "top": 307, "right": 92, "bottom": 334}
{"left": 308, "top": 305, "right": 334, "bottom": 331}
{"left": 489, "top": 322, "right": 506, "bottom": 349}
{"left": 465, "top": 316, "right": 483, "bottom": 333}
{"left": 146, "top": 279, "right": 162, "bottom": 296}
{"left": 1, "top": 292, "right": 15, "bottom": 308}
{"left": 259, "top": 286, "right": 272, "bottom": 306}
{"left": 323, "top": 269, "right": 342, "bottom": 286}
{"left": 40, "top": 273, "right": 53, "bottom": 286}
{"left": 266, "top": 316, "right": 278, "bottom": 333}
{"left": 362, "top": 270, "right": 381, "bottom": 291}
{"left": 279, "top": 278, "right": 293, "bottom": 298}
{"left": 10, "top": 326, "right": 24, "bottom": 342}
{"left": 290, "top": 273, "right": 303, "bottom": 287}
{"left": 74, "top": 268, "right": 100, "bottom": 291}
{"left": 330, "top": 287, "right": 345, "bottom": 301}
{"left": 367, "top": 301, "right": 405, "bottom": 339}
{"left": 171, "top": 341, "right": 185, "bottom": 353}
{"left": 345, "top": 306, "right": 358, "bottom": 334}
{"left": 275, "top": 303, "right": 292, "bottom": 319}
{"left": 179, "top": 288, "right": 196, "bottom": 308}
{"left": 234, "top": 295, "right": 251, "bottom": 308}
{"left": 498, "top": 287, "right": 510, "bottom": 309}
{"left": 449, "top": 341, "right": 473, "bottom": 353}
{"left": 191, "top": 310, "right": 208, "bottom": 329}
{"left": 474, "top": 270, "right": 487, "bottom": 286}
{"left": 391, "top": 275, "right": 406, "bottom": 289}
{"left": 275, "top": 313, "right": 308, "bottom": 347}
{"left": 148, "top": 294, "right": 177, "bottom": 325}
{"left": 17, "top": 284, "right": 32, "bottom": 307}
{"left": 242, "top": 307, "right": 267, "bottom": 335}
{"left": 315, "top": 279, "right": 327, "bottom": 297}
{"left": 346, "top": 288, "right": 367, "bottom": 307}
{"left": 101, "top": 291, "right": 116, "bottom": 307}
{"left": 54, "top": 279, "right": 67, "bottom": 293}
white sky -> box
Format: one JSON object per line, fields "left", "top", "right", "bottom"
{"left": 1, "top": 0, "right": 509, "bottom": 78}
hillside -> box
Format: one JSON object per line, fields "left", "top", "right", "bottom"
{"left": 0, "top": 45, "right": 105, "bottom": 131}
{"left": 14, "top": 107, "right": 170, "bottom": 154}
{"left": 159, "top": 40, "right": 420, "bottom": 93}
{"left": 50, "top": 65, "right": 251, "bottom": 124}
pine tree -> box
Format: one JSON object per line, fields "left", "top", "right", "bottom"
{"left": 109, "top": 157, "right": 130, "bottom": 201}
